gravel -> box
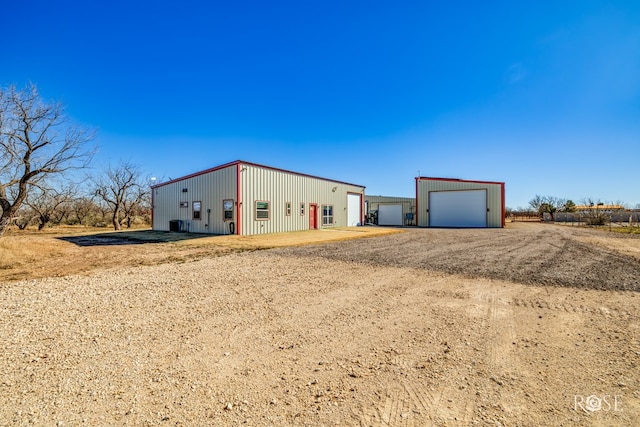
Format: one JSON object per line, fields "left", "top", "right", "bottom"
{"left": 1, "top": 223, "right": 638, "bottom": 426}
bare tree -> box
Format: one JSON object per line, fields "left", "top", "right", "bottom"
{"left": 529, "top": 195, "right": 566, "bottom": 221}
{"left": 12, "top": 205, "right": 35, "bottom": 230}
{"left": 580, "top": 198, "right": 609, "bottom": 226}
{"left": 541, "top": 196, "right": 565, "bottom": 222}
{"left": 121, "top": 183, "right": 149, "bottom": 228}
{"left": 528, "top": 195, "right": 545, "bottom": 214}
{"left": 92, "top": 198, "right": 112, "bottom": 227}
{"left": 93, "top": 161, "right": 148, "bottom": 230}
{"left": 25, "top": 184, "right": 75, "bottom": 230}
{"left": 71, "top": 196, "right": 98, "bottom": 226}
{"left": 0, "top": 84, "right": 95, "bottom": 236}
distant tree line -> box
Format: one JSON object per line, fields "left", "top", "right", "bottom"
{"left": 12, "top": 171, "right": 151, "bottom": 231}
{"left": 507, "top": 194, "right": 639, "bottom": 226}
{"left": 527, "top": 195, "right": 577, "bottom": 222}
{"left": 0, "top": 84, "right": 152, "bottom": 236}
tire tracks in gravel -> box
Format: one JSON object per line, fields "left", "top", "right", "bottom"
{"left": 484, "top": 288, "right": 517, "bottom": 372}
{"left": 358, "top": 374, "right": 476, "bottom": 427}
{"left": 355, "top": 275, "right": 478, "bottom": 427}
{"left": 364, "top": 281, "right": 524, "bottom": 427}
{"left": 276, "top": 224, "right": 640, "bottom": 291}
{"left": 478, "top": 286, "right": 522, "bottom": 417}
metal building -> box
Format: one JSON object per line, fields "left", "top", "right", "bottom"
{"left": 152, "top": 160, "right": 366, "bottom": 235}
{"left": 415, "top": 177, "right": 505, "bottom": 228}
{"left": 365, "top": 195, "right": 416, "bottom": 226}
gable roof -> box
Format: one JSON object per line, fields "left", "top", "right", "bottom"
{"left": 152, "top": 160, "right": 366, "bottom": 189}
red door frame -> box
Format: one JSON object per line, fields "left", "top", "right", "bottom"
{"left": 309, "top": 203, "right": 318, "bottom": 229}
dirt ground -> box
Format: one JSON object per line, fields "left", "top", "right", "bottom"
{"left": 0, "top": 223, "right": 638, "bottom": 426}
{"left": 0, "top": 226, "right": 400, "bottom": 283}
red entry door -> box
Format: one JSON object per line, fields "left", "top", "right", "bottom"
{"left": 309, "top": 204, "right": 318, "bottom": 229}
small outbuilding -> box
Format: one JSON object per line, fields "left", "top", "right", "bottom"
{"left": 152, "top": 160, "right": 366, "bottom": 235}
{"left": 415, "top": 177, "right": 505, "bottom": 228}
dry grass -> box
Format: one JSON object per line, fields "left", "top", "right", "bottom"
{"left": 576, "top": 234, "right": 640, "bottom": 261}
{"left": 0, "top": 226, "right": 402, "bottom": 283}
{"left": 608, "top": 226, "right": 640, "bottom": 235}
{"left": 0, "top": 237, "right": 66, "bottom": 271}
{"left": 178, "top": 226, "right": 402, "bottom": 249}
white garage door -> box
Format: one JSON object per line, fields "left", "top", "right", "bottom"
{"left": 429, "top": 190, "right": 487, "bottom": 227}
{"left": 347, "top": 193, "right": 361, "bottom": 226}
{"left": 378, "top": 204, "right": 403, "bottom": 226}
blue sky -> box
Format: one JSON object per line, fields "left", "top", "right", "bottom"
{"left": 2, "top": 0, "right": 639, "bottom": 209}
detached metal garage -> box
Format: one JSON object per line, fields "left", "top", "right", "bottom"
{"left": 365, "top": 196, "right": 416, "bottom": 226}
{"left": 152, "top": 160, "right": 365, "bottom": 235}
{"left": 416, "top": 177, "right": 505, "bottom": 228}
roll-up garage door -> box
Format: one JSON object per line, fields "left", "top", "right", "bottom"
{"left": 429, "top": 190, "right": 487, "bottom": 227}
{"left": 378, "top": 204, "right": 403, "bottom": 226}
{"left": 347, "top": 193, "right": 361, "bottom": 226}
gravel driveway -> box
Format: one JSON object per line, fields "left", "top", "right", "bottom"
{"left": 276, "top": 223, "right": 640, "bottom": 291}
{"left": 1, "top": 223, "right": 638, "bottom": 426}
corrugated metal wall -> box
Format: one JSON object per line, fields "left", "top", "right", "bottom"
{"left": 239, "top": 163, "right": 365, "bottom": 235}
{"left": 365, "top": 195, "right": 416, "bottom": 225}
{"left": 416, "top": 179, "right": 504, "bottom": 228}
{"left": 152, "top": 165, "right": 237, "bottom": 234}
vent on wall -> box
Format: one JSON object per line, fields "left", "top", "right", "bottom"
{"left": 182, "top": 188, "right": 188, "bottom": 193}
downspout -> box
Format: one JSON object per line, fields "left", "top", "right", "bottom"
{"left": 236, "top": 162, "right": 242, "bottom": 235}
{"left": 151, "top": 186, "right": 155, "bottom": 230}
{"left": 361, "top": 192, "right": 364, "bottom": 226}
{"left": 415, "top": 177, "right": 419, "bottom": 227}
{"left": 501, "top": 183, "right": 506, "bottom": 228}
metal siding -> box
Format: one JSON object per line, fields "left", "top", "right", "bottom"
{"left": 365, "top": 196, "right": 416, "bottom": 225}
{"left": 152, "top": 165, "right": 237, "bottom": 234}
{"left": 239, "top": 163, "right": 365, "bottom": 235}
{"left": 417, "top": 179, "right": 503, "bottom": 228}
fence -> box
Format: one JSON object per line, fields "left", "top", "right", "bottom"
{"left": 510, "top": 210, "right": 640, "bottom": 232}
{"left": 554, "top": 211, "right": 640, "bottom": 224}
{"left": 548, "top": 211, "right": 640, "bottom": 234}
{"left": 509, "top": 212, "right": 540, "bottom": 222}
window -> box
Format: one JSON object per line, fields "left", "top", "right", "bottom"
{"left": 255, "top": 201, "right": 270, "bottom": 220}
{"left": 193, "top": 201, "right": 201, "bottom": 220}
{"left": 285, "top": 202, "right": 292, "bottom": 216}
{"left": 322, "top": 205, "right": 333, "bottom": 225}
{"left": 223, "top": 199, "right": 234, "bottom": 221}
{"left": 300, "top": 202, "right": 305, "bottom": 216}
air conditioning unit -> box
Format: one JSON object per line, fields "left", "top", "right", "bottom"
{"left": 169, "top": 220, "right": 183, "bottom": 232}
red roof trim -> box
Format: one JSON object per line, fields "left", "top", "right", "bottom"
{"left": 416, "top": 176, "right": 506, "bottom": 228}
{"left": 416, "top": 176, "right": 505, "bottom": 186}
{"left": 151, "top": 160, "right": 240, "bottom": 189}
{"left": 152, "top": 160, "right": 366, "bottom": 189}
